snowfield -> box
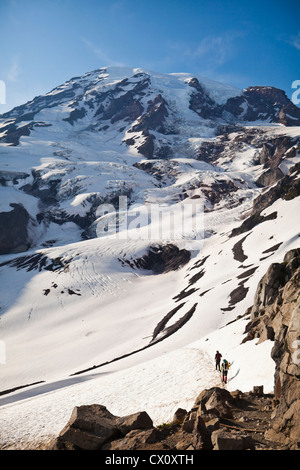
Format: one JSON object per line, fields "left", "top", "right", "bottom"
{"left": 0, "top": 194, "right": 298, "bottom": 449}
{"left": 0, "top": 320, "right": 274, "bottom": 450}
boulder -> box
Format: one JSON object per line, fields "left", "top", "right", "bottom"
{"left": 253, "top": 386, "right": 264, "bottom": 396}
{"left": 192, "top": 408, "right": 213, "bottom": 450}
{"left": 54, "top": 404, "right": 121, "bottom": 450}
{"left": 195, "top": 387, "right": 234, "bottom": 419}
{"left": 182, "top": 410, "right": 197, "bottom": 433}
{"left": 52, "top": 404, "right": 154, "bottom": 450}
{"left": 205, "top": 390, "right": 233, "bottom": 419}
{"left": 172, "top": 408, "right": 188, "bottom": 425}
{"left": 103, "top": 428, "right": 161, "bottom": 451}
{"left": 116, "top": 411, "right": 153, "bottom": 435}
{"left": 211, "top": 429, "right": 255, "bottom": 450}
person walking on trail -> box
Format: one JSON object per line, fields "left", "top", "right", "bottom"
{"left": 221, "top": 359, "right": 231, "bottom": 384}
{"left": 215, "top": 350, "right": 222, "bottom": 371}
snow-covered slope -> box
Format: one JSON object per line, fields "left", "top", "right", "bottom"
{"left": 0, "top": 67, "right": 299, "bottom": 449}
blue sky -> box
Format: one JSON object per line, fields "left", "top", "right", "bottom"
{"left": 0, "top": 0, "right": 299, "bottom": 112}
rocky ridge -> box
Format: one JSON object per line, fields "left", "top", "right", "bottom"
{"left": 243, "top": 248, "right": 300, "bottom": 448}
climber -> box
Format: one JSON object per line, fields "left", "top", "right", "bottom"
{"left": 221, "top": 359, "right": 231, "bottom": 384}
{"left": 215, "top": 350, "right": 222, "bottom": 371}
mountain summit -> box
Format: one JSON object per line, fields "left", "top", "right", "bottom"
{"left": 0, "top": 66, "right": 299, "bottom": 254}
{"left": 1, "top": 67, "right": 300, "bottom": 150}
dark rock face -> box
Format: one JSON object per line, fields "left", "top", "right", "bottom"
{"left": 132, "top": 244, "right": 191, "bottom": 274}
{"left": 133, "top": 160, "right": 177, "bottom": 184}
{"left": 255, "top": 135, "right": 297, "bottom": 188}
{"left": 188, "top": 78, "right": 218, "bottom": 120}
{"left": 243, "top": 249, "right": 300, "bottom": 448}
{"left": 195, "top": 139, "right": 227, "bottom": 163}
{"left": 54, "top": 405, "right": 124, "bottom": 450}
{"left": 223, "top": 86, "right": 300, "bottom": 126}
{"left": 188, "top": 82, "right": 300, "bottom": 126}
{"left": 0, "top": 81, "right": 79, "bottom": 145}
{"left": 255, "top": 167, "right": 284, "bottom": 187}
{"left": 0, "top": 203, "right": 32, "bottom": 254}
{"left": 63, "top": 107, "right": 87, "bottom": 125}
{"left": 130, "top": 94, "right": 169, "bottom": 134}
{"left": 124, "top": 93, "right": 171, "bottom": 158}
{"left": 0, "top": 171, "right": 30, "bottom": 186}
{"left": 95, "top": 81, "right": 146, "bottom": 124}
{"left": 278, "top": 102, "right": 300, "bottom": 126}
{"left": 0, "top": 121, "right": 52, "bottom": 146}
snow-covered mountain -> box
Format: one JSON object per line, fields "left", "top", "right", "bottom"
{"left": 0, "top": 66, "right": 299, "bottom": 449}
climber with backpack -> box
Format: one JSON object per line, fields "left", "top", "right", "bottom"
{"left": 215, "top": 350, "right": 222, "bottom": 371}
{"left": 221, "top": 359, "right": 231, "bottom": 384}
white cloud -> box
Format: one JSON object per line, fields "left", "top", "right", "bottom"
{"left": 0, "top": 80, "right": 6, "bottom": 105}
{"left": 290, "top": 32, "right": 300, "bottom": 50}
{"left": 81, "top": 37, "right": 125, "bottom": 67}
{"left": 193, "top": 32, "right": 242, "bottom": 67}
{"left": 166, "top": 31, "right": 245, "bottom": 72}
{"left": 7, "top": 57, "right": 21, "bottom": 82}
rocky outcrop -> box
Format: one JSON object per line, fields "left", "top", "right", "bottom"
{"left": 230, "top": 161, "right": 300, "bottom": 238}
{"left": 256, "top": 135, "right": 299, "bottom": 187}
{"left": 223, "top": 86, "right": 300, "bottom": 126}
{"left": 188, "top": 82, "right": 300, "bottom": 126}
{"left": 118, "top": 244, "right": 191, "bottom": 274}
{"left": 124, "top": 93, "right": 171, "bottom": 158}
{"left": 188, "top": 78, "right": 218, "bottom": 120}
{"left": 0, "top": 170, "right": 30, "bottom": 186}
{"left": 0, "top": 203, "right": 34, "bottom": 254}
{"left": 133, "top": 244, "right": 191, "bottom": 274}
{"left": 243, "top": 248, "right": 300, "bottom": 448}
{"left": 0, "top": 120, "right": 51, "bottom": 146}
{"left": 129, "top": 94, "right": 169, "bottom": 135}
{"left": 49, "top": 386, "right": 288, "bottom": 451}
{"left": 196, "top": 126, "right": 299, "bottom": 173}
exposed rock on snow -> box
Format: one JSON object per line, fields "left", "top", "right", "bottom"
{"left": 230, "top": 160, "right": 300, "bottom": 238}
{"left": 0, "top": 203, "right": 32, "bottom": 254}
{"left": 223, "top": 86, "right": 300, "bottom": 126}
{"left": 131, "top": 244, "right": 191, "bottom": 273}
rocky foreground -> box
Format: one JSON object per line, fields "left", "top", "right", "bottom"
{"left": 47, "top": 386, "right": 289, "bottom": 451}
